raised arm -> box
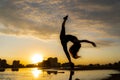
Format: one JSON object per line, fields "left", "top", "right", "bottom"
{"left": 60, "top": 15, "right": 68, "bottom": 38}
{"left": 79, "top": 40, "right": 96, "bottom": 47}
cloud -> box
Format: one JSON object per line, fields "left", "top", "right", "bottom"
{"left": 61, "top": 0, "right": 120, "bottom": 46}
{"left": 0, "top": 0, "right": 120, "bottom": 44}
{"left": 0, "top": 0, "right": 62, "bottom": 39}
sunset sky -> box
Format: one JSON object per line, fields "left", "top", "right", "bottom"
{"left": 0, "top": 0, "right": 120, "bottom": 65}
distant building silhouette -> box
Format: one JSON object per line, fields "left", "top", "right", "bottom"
{"left": 38, "top": 57, "right": 60, "bottom": 68}
{"left": 0, "top": 58, "right": 8, "bottom": 68}
{"left": 0, "top": 58, "right": 8, "bottom": 72}
{"left": 12, "top": 60, "right": 20, "bottom": 71}
{"left": 26, "top": 64, "right": 37, "bottom": 67}
{"left": 12, "top": 60, "right": 20, "bottom": 68}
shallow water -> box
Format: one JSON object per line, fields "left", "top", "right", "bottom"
{"left": 0, "top": 68, "right": 119, "bottom": 80}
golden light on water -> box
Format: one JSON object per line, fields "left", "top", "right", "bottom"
{"left": 32, "top": 54, "right": 43, "bottom": 64}
{"left": 32, "top": 68, "right": 42, "bottom": 78}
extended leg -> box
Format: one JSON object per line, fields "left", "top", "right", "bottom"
{"left": 60, "top": 15, "right": 68, "bottom": 39}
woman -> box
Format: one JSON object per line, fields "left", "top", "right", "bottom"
{"left": 60, "top": 15, "right": 96, "bottom": 69}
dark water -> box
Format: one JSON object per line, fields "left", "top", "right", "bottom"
{"left": 0, "top": 68, "right": 119, "bottom": 80}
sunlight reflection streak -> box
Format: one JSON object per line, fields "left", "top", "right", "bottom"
{"left": 32, "top": 68, "right": 42, "bottom": 78}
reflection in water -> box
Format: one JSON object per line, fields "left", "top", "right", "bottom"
{"left": 0, "top": 68, "right": 119, "bottom": 80}
{"left": 69, "top": 70, "right": 80, "bottom": 80}
{"left": 47, "top": 71, "right": 58, "bottom": 75}
{"left": 47, "top": 70, "right": 65, "bottom": 75}
{"left": 32, "top": 68, "right": 42, "bottom": 78}
{"left": 46, "top": 70, "right": 80, "bottom": 80}
{"left": 11, "top": 68, "right": 19, "bottom": 71}
{"left": 69, "top": 70, "right": 74, "bottom": 80}
{"left": 0, "top": 68, "right": 5, "bottom": 72}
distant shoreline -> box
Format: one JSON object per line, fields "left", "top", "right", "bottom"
{"left": 1, "top": 67, "right": 120, "bottom": 70}
{"left": 102, "top": 73, "right": 120, "bottom": 80}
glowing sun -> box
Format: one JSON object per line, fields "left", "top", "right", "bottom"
{"left": 32, "top": 54, "right": 43, "bottom": 63}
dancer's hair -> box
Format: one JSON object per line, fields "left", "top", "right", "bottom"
{"left": 69, "top": 42, "right": 80, "bottom": 59}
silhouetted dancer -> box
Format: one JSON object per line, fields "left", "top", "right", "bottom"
{"left": 60, "top": 15, "right": 96, "bottom": 69}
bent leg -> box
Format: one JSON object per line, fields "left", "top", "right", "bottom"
{"left": 62, "top": 43, "right": 71, "bottom": 63}
{"left": 62, "top": 44, "right": 74, "bottom": 69}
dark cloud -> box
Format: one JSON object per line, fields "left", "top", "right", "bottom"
{"left": 63, "top": 0, "right": 120, "bottom": 40}
{"left": 0, "top": 0, "right": 61, "bottom": 39}
{"left": 63, "top": 0, "right": 120, "bottom": 24}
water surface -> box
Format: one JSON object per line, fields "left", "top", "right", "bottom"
{"left": 0, "top": 68, "right": 119, "bottom": 80}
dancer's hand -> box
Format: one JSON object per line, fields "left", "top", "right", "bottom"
{"left": 91, "top": 42, "right": 96, "bottom": 47}
{"left": 63, "top": 15, "right": 68, "bottom": 20}
{"left": 74, "top": 55, "right": 81, "bottom": 59}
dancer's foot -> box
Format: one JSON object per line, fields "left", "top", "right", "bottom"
{"left": 63, "top": 15, "right": 68, "bottom": 20}
{"left": 74, "top": 55, "right": 81, "bottom": 59}
{"left": 70, "top": 62, "right": 74, "bottom": 70}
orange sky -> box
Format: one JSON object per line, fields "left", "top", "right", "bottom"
{"left": 0, "top": 0, "right": 120, "bottom": 65}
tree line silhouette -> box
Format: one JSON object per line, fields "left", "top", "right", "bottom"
{"left": 0, "top": 58, "right": 120, "bottom": 71}
{"left": 0, "top": 58, "right": 24, "bottom": 68}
